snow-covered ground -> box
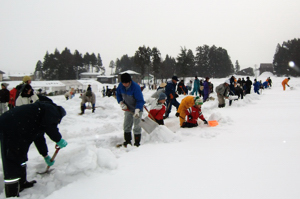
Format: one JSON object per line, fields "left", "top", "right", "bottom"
{"left": 1, "top": 73, "right": 300, "bottom": 199}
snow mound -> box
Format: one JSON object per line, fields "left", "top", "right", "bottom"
{"left": 146, "top": 125, "right": 179, "bottom": 143}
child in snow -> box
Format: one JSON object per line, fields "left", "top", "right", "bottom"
{"left": 253, "top": 79, "right": 261, "bottom": 94}
{"left": 176, "top": 96, "right": 200, "bottom": 127}
{"left": 149, "top": 93, "right": 167, "bottom": 125}
{"left": 181, "top": 98, "right": 208, "bottom": 128}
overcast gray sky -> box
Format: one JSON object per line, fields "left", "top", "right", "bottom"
{"left": 1, "top": 0, "right": 300, "bottom": 75}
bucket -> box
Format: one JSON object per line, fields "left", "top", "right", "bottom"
{"left": 208, "top": 120, "right": 218, "bottom": 127}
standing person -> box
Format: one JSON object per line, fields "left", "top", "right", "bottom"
{"left": 164, "top": 76, "right": 180, "bottom": 119}
{"left": 175, "top": 95, "right": 200, "bottom": 127}
{"left": 8, "top": 87, "right": 17, "bottom": 110}
{"left": 177, "top": 80, "right": 186, "bottom": 95}
{"left": 235, "top": 84, "right": 244, "bottom": 100}
{"left": 181, "top": 98, "right": 208, "bottom": 128}
{"left": 116, "top": 73, "right": 145, "bottom": 147}
{"left": 199, "top": 79, "right": 204, "bottom": 97}
{"left": 282, "top": 77, "right": 290, "bottom": 91}
{"left": 203, "top": 77, "right": 210, "bottom": 102}
{"left": 215, "top": 80, "right": 230, "bottom": 108}
{"left": 0, "top": 101, "right": 68, "bottom": 198}
{"left": 228, "top": 76, "right": 236, "bottom": 106}
{"left": 253, "top": 79, "right": 261, "bottom": 94}
{"left": 79, "top": 86, "right": 96, "bottom": 114}
{"left": 15, "top": 84, "right": 39, "bottom": 107}
{"left": 267, "top": 77, "right": 272, "bottom": 87}
{"left": 149, "top": 93, "right": 167, "bottom": 125}
{"left": 186, "top": 80, "right": 192, "bottom": 91}
{"left": 191, "top": 76, "right": 200, "bottom": 96}
{"left": 245, "top": 77, "right": 252, "bottom": 95}
{"left": 0, "top": 83, "right": 10, "bottom": 115}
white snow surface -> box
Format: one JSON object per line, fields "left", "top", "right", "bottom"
{"left": 1, "top": 74, "right": 300, "bottom": 199}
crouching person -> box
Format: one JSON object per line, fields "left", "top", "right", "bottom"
{"left": 80, "top": 87, "right": 96, "bottom": 115}
{"left": 176, "top": 96, "right": 201, "bottom": 127}
{"left": 182, "top": 98, "right": 208, "bottom": 128}
{"left": 0, "top": 101, "right": 68, "bottom": 198}
{"left": 215, "top": 80, "right": 230, "bottom": 108}
{"left": 149, "top": 93, "right": 167, "bottom": 125}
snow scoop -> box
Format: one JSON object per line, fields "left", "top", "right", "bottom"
{"left": 138, "top": 105, "right": 159, "bottom": 134}
{"left": 37, "top": 145, "right": 60, "bottom": 175}
{"left": 208, "top": 120, "right": 219, "bottom": 127}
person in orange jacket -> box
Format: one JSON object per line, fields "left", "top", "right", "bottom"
{"left": 282, "top": 77, "right": 290, "bottom": 91}
{"left": 175, "top": 96, "right": 201, "bottom": 127}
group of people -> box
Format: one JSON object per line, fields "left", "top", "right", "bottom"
{"left": 0, "top": 76, "right": 68, "bottom": 198}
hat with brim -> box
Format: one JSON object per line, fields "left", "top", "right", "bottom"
{"left": 159, "top": 82, "right": 167, "bottom": 87}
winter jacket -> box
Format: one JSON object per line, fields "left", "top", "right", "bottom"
{"left": 81, "top": 91, "right": 96, "bottom": 105}
{"left": 282, "top": 78, "right": 289, "bottom": 86}
{"left": 262, "top": 81, "right": 269, "bottom": 88}
{"left": 215, "top": 83, "right": 229, "bottom": 97}
{"left": 185, "top": 106, "right": 205, "bottom": 124}
{"left": 116, "top": 81, "right": 145, "bottom": 112}
{"left": 9, "top": 88, "right": 17, "bottom": 107}
{"left": 151, "top": 87, "right": 165, "bottom": 99}
{"left": 203, "top": 81, "right": 210, "bottom": 95}
{"left": 0, "top": 88, "right": 10, "bottom": 103}
{"left": 165, "top": 79, "right": 177, "bottom": 100}
{"left": 253, "top": 81, "right": 261, "bottom": 91}
{"left": 16, "top": 93, "right": 39, "bottom": 106}
{"left": 177, "top": 96, "right": 195, "bottom": 126}
{"left": 0, "top": 101, "right": 65, "bottom": 163}
{"left": 149, "top": 102, "right": 166, "bottom": 120}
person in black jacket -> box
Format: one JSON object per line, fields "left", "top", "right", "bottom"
{"left": 0, "top": 83, "right": 10, "bottom": 115}
{"left": 245, "top": 77, "right": 252, "bottom": 95}
{"left": 0, "top": 101, "right": 68, "bottom": 198}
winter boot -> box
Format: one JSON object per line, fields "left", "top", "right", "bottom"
{"left": 134, "top": 134, "right": 141, "bottom": 147}
{"left": 19, "top": 164, "right": 37, "bottom": 192}
{"left": 123, "top": 132, "right": 132, "bottom": 147}
{"left": 5, "top": 180, "right": 20, "bottom": 198}
{"left": 80, "top": 105, "right": 85, "bottom": 115}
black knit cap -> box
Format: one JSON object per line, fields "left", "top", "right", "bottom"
{"left": 121, "top": 73, "right": 132, "bottom": 83}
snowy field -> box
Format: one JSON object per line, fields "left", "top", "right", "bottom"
{"left": 1, "top": 73, "right": 300, "bottom": 199}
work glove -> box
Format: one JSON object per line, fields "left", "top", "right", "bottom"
{"left": 133, "top": 109, "right": 140, "bottom": 118}
{"left": 44, "top": 155, "right": 55, "bottom": 166}
{"left": 203, "top": 120, "right": 208, "bottom": 124}
{"left": 287, "top": 85, "right": 290, "bottom": 87}
{"left": 56, "top": 139, "right": 68, "bottom": 148}
{"left": 120, "top": 101, "right": 128, "bottom": 110}
{"left": 188, "top": 115, "right": 193, "bottom": 120}
{"left": 175, "top": 112, "right": 180, "bottom": 117}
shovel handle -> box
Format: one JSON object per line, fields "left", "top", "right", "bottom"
{"left": 143, "top": 105, "right": 157, "bottom": 122}
{"left": 50, "top": 145, "right": 61, "bottom": 162}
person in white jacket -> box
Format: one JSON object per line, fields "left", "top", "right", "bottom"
{"left": 16, "top": 84, "right": 39, "bottom": 106}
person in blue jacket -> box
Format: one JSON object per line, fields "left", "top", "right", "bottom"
{"left": 116, "top": 73, "right": 145, "bottom": 147}
{"left": 191, "top": 76, "right": 200, "bottom": 96}
{"left": 0, "top": 101, "right": 68, "bottom": 198}
{"left": 253, "top": 79, "right": 261, "bottom": 94}
{"left": 164, "top": 76, "right": 180, "bottom": 119}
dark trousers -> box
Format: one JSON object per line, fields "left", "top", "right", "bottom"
{"left": 165, "top": 98, "right": 179, "bottom": 117}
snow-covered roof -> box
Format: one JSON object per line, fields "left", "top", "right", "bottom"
{"left": 119, "top": 70, "right": 140, "bottom": 75}
{"left": 80, "top": 72, "right": 102, "bottom": 75}
{"left": 8, "top": 73, "right": 33, "bottom": 77}
{"left": 97, "top": 75, "right": 116, "bottom": 78}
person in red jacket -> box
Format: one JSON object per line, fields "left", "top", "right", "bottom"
{"left": 8, "top": 87, "right": 17, "bottom": 109}
{"left": 181, "top": 98, "right": 208, "bottom": 128}
{"left": 149, "top": 93, "right": 167, "bottom": 125}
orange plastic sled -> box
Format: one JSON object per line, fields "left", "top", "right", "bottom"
{"left": 208, "top": 120, "right": 219, "bottom": 127}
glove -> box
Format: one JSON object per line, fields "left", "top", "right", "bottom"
{"left": 175, "top": 112, "right": 180, "bottom": 117}
{"left": 133, "top": 109, "right": 140, "bottom": 118}
{"left": 56, "top": 139, "right": 68, "bottom": 148}
{"left": 287, "top": 85, "right": 290, "bottom": 87}
{"left": 203, "top": 120, "right": 208, "bottom": 124}
{"left": 175, "top": 94, "right": 179, "bottom": 98}
{"left": 188, "top": 115, "right": 193, "bottom": 120}
{"left": 120, "top": 101, "right": 128, "bottom": 110}
{"left": 5, "top": 102, "right": 8, "bottom": 107}
{"left": 44, "top": 155, "right": 55, "bottom": 166}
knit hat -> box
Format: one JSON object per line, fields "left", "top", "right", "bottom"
{"left": 1, "top": 83, "right": 9, "bottom": 88}
{"left": 23, "top": 76, "right": 31, "bottom": 83}
{"left": 121, "top": 73, "right": 132, "bottom": 83}
{"left": 194, "top": 97, "right": 203, "bottom": 105}
{"left": 225, "top": 79, "right": 230, "bottom": 85}
{"left": 158, "top": 93, "right": 167, "bottom": 101}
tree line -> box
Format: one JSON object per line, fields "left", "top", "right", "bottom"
{"left": 35, "top": 47, "right": 105, "bottom": 80}
{"left": 273, "top": 38, "right": 300, "bottom": 77}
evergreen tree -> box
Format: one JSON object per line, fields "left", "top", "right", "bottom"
{"left": 59, "top": 47, "right": 75, "bottom": 80}
{"left": 34, "top": 60, "right": 43, "bottom": 80}
{"left": 151, "top": 47, "right": 161, "bottom": 83}
{"left": 235, "top": 60, "right": 240, "bottom": 74}
{"left": 273, "top": 38, "right": 300, "bottom": 76}
{"left": 73, "top": 50, "right": 85, "bottom": 79}
{"left": 176, "top": 47, "right": 195, "bottom": 77}
{"left": 195, "top": 45, "right": 210, "bottom": 77}
{"left": 134, "top": 46, "right": 152, "bottom": 79}
{"left": 109, "top": 60, "right": 115, "bottom": 75}
{"left": 161, "top": 55, "right": 176, "bottom": 79}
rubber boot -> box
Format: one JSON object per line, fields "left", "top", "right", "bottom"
{"left": 19, "top": 164, "right": 36, "bottom": 192}
{"left": 80, "top": 105, "right": 85, "bottom": 115}
{"left": 123, "top": 132, "right": 132, "bottom": 147}
{"left": 134, "top": 134, "right": 141, "bottom": 147}
{"left": 5, "top": 180, "right": 20, "bottom": 198}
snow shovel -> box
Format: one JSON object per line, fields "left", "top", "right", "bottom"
{"left": 138, "top": 105, "right": 159, "bottom": 134}
{"left": 37, "top": 145, "right": 60, "bottom": 175}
